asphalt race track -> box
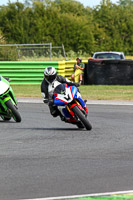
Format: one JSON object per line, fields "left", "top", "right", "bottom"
{"left": 0, "top": 102, "right": 133, "bottom": 200}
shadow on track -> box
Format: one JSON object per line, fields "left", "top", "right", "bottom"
{"left": 11, "top": 127, "right": 88, "bottom": 131}
{"left": 0, "top": 120, "right": 16, "bottom": 123}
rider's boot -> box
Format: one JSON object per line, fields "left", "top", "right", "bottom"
{"left": 59, "top": 113, "right": 67, "bottom": 122}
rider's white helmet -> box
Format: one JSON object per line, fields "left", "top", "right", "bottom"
{"left": 44, "top": 66, "right": 57, "bottom": 83}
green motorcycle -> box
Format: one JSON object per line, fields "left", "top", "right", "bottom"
{"left": 0, "top": 75, "right": 21, "bottom": 122}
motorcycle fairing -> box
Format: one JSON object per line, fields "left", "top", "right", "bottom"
{"left": 0, "top": 80, "right": 9, "bottom": 95}
{"left": 54, "top": 84, "right": 75, "bottom": 106}
{"left": 62, "top": 108, "right": 72, "bottom": 118}
{"left": 0, "top": 75, "right": 18, "bottom": 111}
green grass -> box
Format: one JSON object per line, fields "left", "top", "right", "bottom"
{"left": 65, "top": 195, "right": 133, "bottom": 200}
{"left": 80, "top": 85, "right": 133, "bottom": 100}
{"left": 11, "top": 84, "right": 133, "bottom": 101}
{"left": 11, "top": 84, "right": 42, "bottom": 98}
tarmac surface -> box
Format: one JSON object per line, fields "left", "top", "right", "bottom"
{"left": 0, "top": 101, "right": 133, "bottom": 200}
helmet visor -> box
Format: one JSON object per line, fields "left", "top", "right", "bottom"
{"left": 45, "top": 74, "right": 56, "bottom": 83}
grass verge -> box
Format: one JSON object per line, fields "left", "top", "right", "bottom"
{"left": 11, "top": 84, "right": 133, "bottom": 101}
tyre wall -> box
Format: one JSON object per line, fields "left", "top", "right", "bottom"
{"left": 84, "top": 59, "right": 133, "bottom": 85}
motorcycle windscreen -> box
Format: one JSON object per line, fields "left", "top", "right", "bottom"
{"left": 54, "top": 84, "right": 74, "bottom": 106}
{"left": 54, "top": 84, "right": 65, "bottom": 94}
{"left": 0, "top": 81, "right": 9, "bottom": 95}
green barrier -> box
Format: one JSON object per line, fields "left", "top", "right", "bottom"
{"left": 0, "top": 61, "right": 58, "bottom": 84}
{"left": 0, "top": 60, "right": 88, "bottom": 84}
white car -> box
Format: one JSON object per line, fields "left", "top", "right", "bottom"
{"left": 92, "top": 51, "right": 125, "bottom": 59}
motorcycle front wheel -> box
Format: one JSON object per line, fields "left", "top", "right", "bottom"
{"left": 72, "top": 105, "right": 92, "bottom": 130}
{"left": 5, "top": 99, "right": 21, "bottom": 122}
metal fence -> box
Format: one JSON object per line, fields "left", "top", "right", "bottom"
{"left": 0, "top": 43, "right": 66, "bottom": 61}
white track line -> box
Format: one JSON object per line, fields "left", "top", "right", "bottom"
{"left": 19, "top": 190, "right": 133, "bottom": 200}
{"left": 17, "top": 98, "right": 133, "bottom": 105}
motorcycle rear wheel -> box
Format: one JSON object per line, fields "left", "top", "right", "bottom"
{"left": 5, "top": 99, "right": 21, "bottom": 122}
{"left": 72, "top": 105, "right": 92, "bottom": 130}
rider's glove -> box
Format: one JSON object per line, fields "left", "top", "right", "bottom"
{"left": 43, "top": 98, "right": 49, "bottom": 104}
{"left": 3, "top": 76, "right": 10, "bottom": 82}
{"left": 48, "top": 99, "right": 54, "bottom": 106}
{"left": 74, "top": 82, "right": 80, "bottom": 87}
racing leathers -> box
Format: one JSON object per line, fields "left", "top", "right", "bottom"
{"left": 41, "top": 75, "right": 80, "bottom": 120}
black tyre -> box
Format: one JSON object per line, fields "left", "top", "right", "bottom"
{"left": 5, "top": 99, "right": 21, "bottom": 122}
{"left": 72, "top": 105, "right": 92, "bottom": 130}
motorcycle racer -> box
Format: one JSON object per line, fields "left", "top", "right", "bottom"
{"left": 41, "top": 66, "right": 80, "bottom": 121}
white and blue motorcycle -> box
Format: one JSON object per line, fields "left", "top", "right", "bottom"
{"left": 52, "top": 83, "right": 92, "bottom": 130}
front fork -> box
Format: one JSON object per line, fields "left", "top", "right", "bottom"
{"left": 66, "top": 99, "right": 88, "bottom": 118}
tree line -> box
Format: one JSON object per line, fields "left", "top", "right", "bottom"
{"left": 0, "top": 0, "right": 133, "bottom": 57}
